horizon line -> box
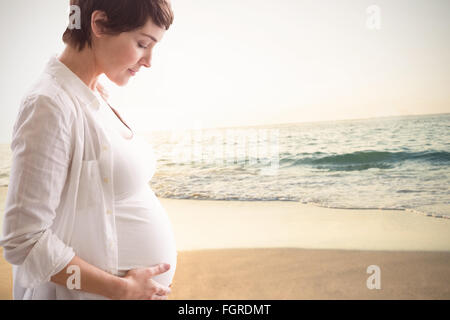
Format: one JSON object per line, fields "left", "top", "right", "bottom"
{"left": 1, "top": 111, "right": 449, "bottom": 144}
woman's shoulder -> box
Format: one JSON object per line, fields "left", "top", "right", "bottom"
{"left": 14, "top": 95, "right": 77, "bottom": 141}
{"left": 20, "top": 73, "right": 78, "bottom": 123}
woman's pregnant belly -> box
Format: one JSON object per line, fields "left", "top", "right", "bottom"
{"left": 114, "top": 185, "right": 177, "bottom": 287}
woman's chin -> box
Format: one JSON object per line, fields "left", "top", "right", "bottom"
{"left": 116, "top": 80, "right": 129, "bottom": 87}
{"left": 106, "top": 74, "right": 131, "bottom": 87}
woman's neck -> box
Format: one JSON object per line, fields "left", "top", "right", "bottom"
{"left": 58, "top": 45, "right": 101, "bottom": 91}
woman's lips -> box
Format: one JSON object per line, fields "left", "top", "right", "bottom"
{"left": 128, "top": 69, "right": 136, "bottom": 76}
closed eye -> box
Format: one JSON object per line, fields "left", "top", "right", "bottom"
{"left": 138, "top": 43, "right": 148, "bottom": 49}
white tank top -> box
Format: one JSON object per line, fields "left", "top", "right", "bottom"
{"left": 93, "top": 90, "right": 177, "bottom": 287}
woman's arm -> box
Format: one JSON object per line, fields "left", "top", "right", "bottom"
{"left": 0, "top": 95, "right": 79, "bottom": 288}
{"left": 50, "top": 256, "right": 172, "bottom": 300}
{"left": 50, "top": 255, "right": 124, "bottom": 300}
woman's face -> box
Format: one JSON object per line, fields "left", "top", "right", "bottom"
{"left": 92, "top": 13, "right": 166, "bottom": 86}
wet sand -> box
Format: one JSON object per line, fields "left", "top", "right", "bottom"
{"left": 1, "top": 187, "right": 449, "bottom": 299}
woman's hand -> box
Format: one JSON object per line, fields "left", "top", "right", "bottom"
{"left": 116, "top": 264, "right": 172, "bottom": 300}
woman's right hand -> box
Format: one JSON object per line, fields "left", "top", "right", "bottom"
{"left": 117, "top": 264, "right": 172, "bottom": 300}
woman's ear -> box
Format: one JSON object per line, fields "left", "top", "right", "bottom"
{"left": 91, "top": 10, "right": 108, "bottom": 38}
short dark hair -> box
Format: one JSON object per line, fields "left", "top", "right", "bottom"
{"left": 62, "top": 0, "right": 174, "bottom": 52}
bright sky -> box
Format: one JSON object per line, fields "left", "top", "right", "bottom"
{"left": 1, "top": 0, "right": 449, "bottom": 143}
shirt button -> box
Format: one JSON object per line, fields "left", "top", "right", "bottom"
{"left": 103, "top": 177, "right": 109, "bottom": 183}
{"left": 102, "top": 145, "right": 108, "bottom": 151}
{"left": 106, "top": 209, "right": 112, "bottom": 215}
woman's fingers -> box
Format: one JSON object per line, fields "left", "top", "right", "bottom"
{"left": 149, "top": 279, "right": 171, "bottom": 297}
{"left": 145, "top": 264, "right": 171, "bottom": 298}
{"left": 147, "top": 263, "right": 170, "bottom": 277}
{"left": 153, "top": 285, "right": 170, "bottom": 300}
{"left": 122, "top": 266, "right": 172, "bottom": 300}
{"left": 155, "top": 286, "right": 170, "bottom": 296}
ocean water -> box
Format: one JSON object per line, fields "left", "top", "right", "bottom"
{"left": 145, "top": 113, "right": 450, "bottom": 219}
{"left": 1, "top": 113, "right": 449, "bottom": 219}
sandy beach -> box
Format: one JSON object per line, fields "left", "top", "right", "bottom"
{"left": 1, "top": 186, "right": 449, "bottom": 299}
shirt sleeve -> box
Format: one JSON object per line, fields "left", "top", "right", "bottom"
{"left": 0, "top": 94, "right": 76, "bottom": 288}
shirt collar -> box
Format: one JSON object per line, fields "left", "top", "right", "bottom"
{"left": 44, "top": 54, "right": 101, "bottom": 111}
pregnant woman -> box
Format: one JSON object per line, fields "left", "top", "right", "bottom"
{"left": 0, "top": 0, "right": 176, "bottom": 299}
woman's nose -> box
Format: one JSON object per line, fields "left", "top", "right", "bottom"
{"left": 140, "top": 52, "right": 152, "bottom": 68}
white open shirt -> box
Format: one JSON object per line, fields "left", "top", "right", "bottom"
{"left": 0, "top": 54, "right": 124, "bottom": 299}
